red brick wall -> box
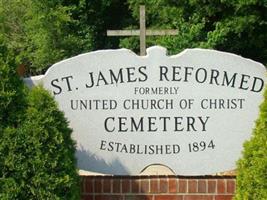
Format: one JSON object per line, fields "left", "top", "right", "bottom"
{"left": 81, "top": 175, "right": 236, "bottom": 200}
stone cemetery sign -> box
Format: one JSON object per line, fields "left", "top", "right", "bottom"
{"left": 24, "top": 46, "right": 266, "bottom": 175}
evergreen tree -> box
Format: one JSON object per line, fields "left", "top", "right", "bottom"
{"left": 235, "top": 88, "right": 267, "bottom": 199}
{"left": 0, "top": 52, "right": 80, "bottom": 199}
{"left": 0, "top": 86, "right": 80, "bottom": 199}
{"left": 0, "top": 47, "right": 28, "bottom": 199}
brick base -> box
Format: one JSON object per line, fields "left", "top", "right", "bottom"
{"left": 81, "top": 175, "right": 236, "bottom": 200}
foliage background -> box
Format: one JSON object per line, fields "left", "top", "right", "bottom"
{"left": 1, "top": 0, "right": 267, "bottom": 75}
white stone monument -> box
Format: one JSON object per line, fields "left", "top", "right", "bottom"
{"left": 24, "top": 46, "right": 266, "bottom": 175}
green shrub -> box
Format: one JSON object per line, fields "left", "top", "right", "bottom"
{"left": 0, "top": 62, "right": 80, "bottom": 199}
{"left": 235, "top": 87, "right": 267, "bottom": 199}
{"left": 0, "top": 56, "right": 28, "bottom": 188}
{"left": 0, "top": 57, "right": 27, "bottom": 130}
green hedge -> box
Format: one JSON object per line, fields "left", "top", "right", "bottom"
{"left": 0, "top": 61, "right": 80, "bottom": 199}
{"left": 235, "top": 87, "right": 267, "bottom": 199}
{"left": 0, "top": 59, "right": 27, "bottom": 129}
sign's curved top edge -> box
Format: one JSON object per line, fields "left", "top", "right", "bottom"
{"left": 44, "top": 46, "right": 266, "bottom": 77}
{"left": 44, "top": 48, "right": 139, "bottom": 76}
{"left": 177, "top": 48, "right": 266, "bottom": 70}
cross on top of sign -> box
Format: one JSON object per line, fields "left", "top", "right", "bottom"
{"left": 107, "top": 5, "right": 178, "bottom": 56}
